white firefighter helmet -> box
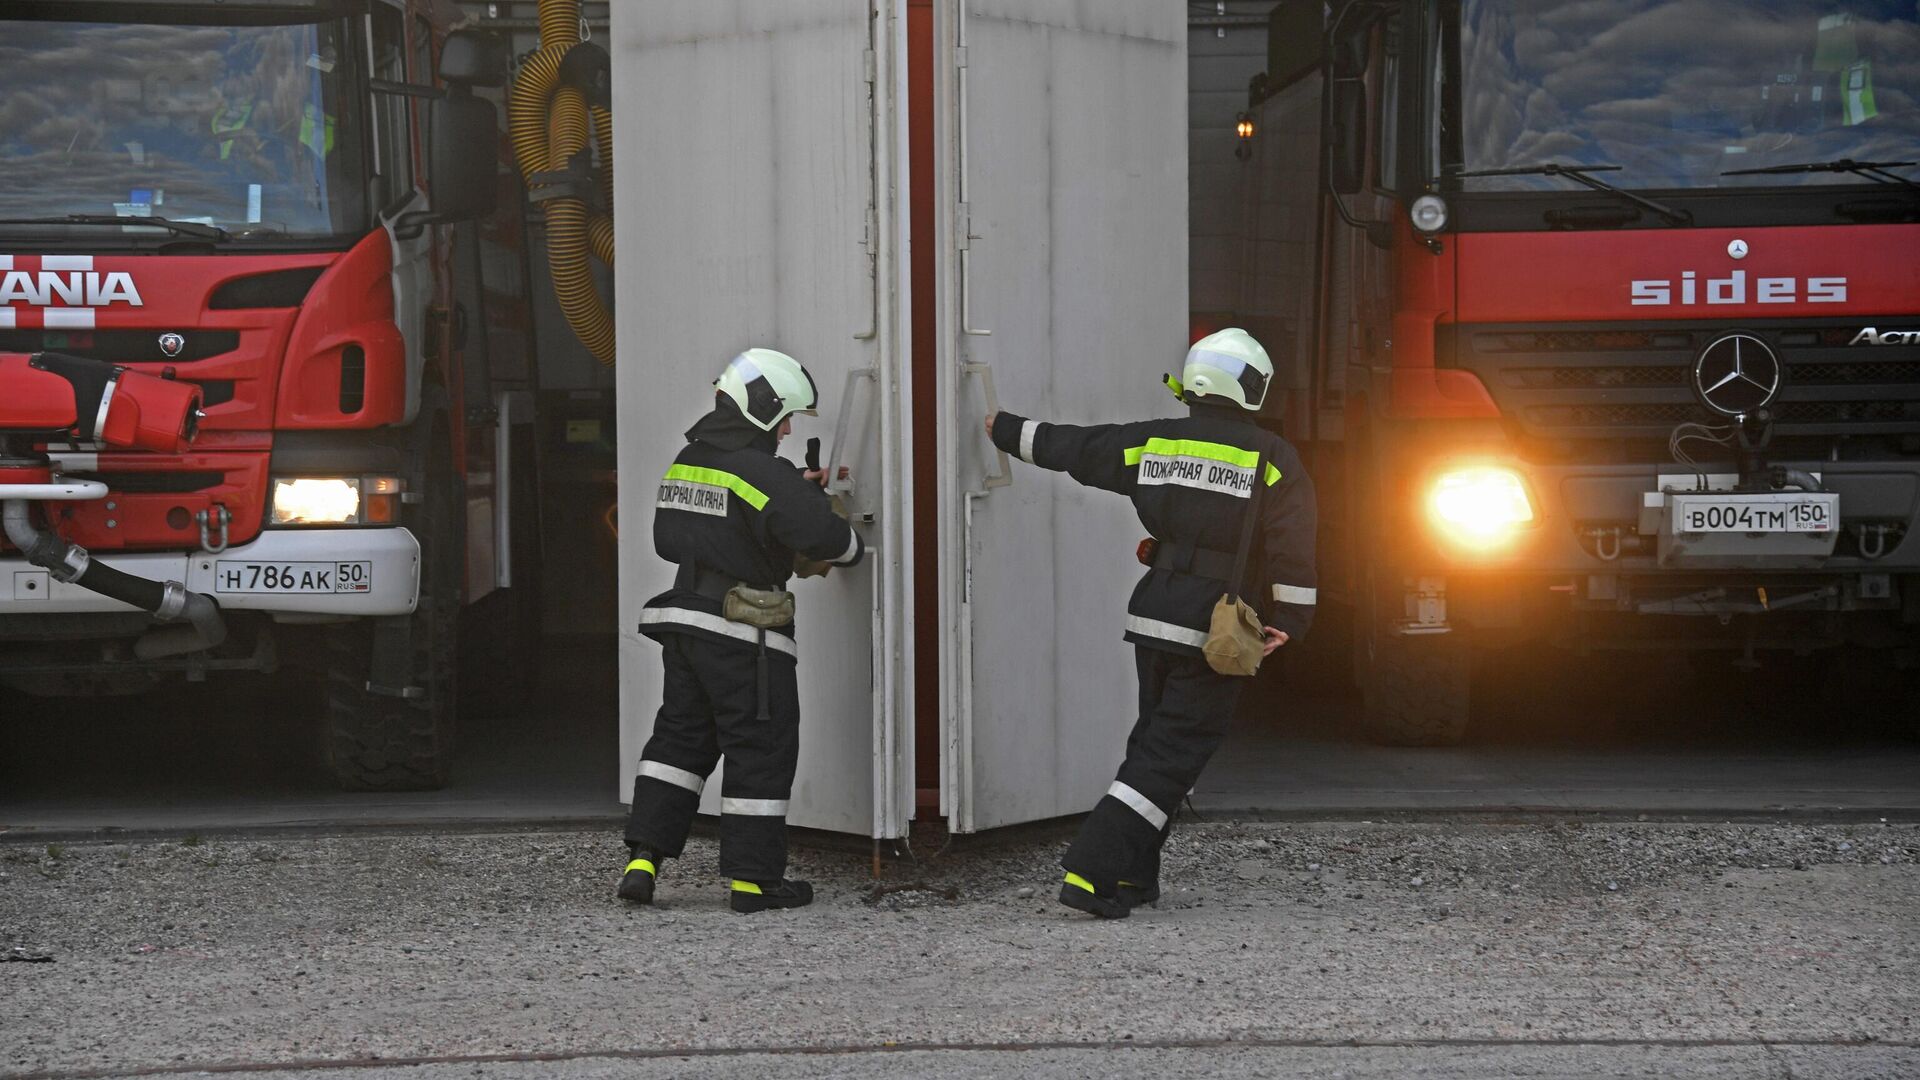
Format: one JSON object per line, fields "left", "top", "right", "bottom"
{"left": 714, "top": 348, "right": 819, "bottom": 431}
{"left": 1180, "top": 328, "right": 1273, "bottom": 411}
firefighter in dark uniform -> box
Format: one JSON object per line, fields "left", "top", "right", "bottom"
{"left": 618, "top": 348, "right": 864, "bottom": 913}
{"left": 986, "top": 328, "right": 1317, "bottom": 918}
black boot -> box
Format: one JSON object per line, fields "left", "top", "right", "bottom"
{"left": 1118, "top": 879, "right": 1161, "bottom": 910}
{"left": 1058, "top": 871, "right": 1129, "bottom": 919}
{"left": 617, "top": 849, "right": 659, "bottom": 904}
{"left": 729, "top": 878, "right": 813, "bottom": 913}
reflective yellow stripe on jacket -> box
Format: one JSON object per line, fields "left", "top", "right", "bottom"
{"left": 661, "top": 464, "right": 770, "bottom": 510}
{"left": 1123, "top": 438, "right": 1281, "bottom": 486}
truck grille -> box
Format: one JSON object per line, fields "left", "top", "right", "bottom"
{"left": 1452, "top": 319, "right": 1920, "bottom": 442}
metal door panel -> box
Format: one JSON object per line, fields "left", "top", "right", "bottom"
{"left": 611, "top": 0, "right": 913, "bottom": 839}
{"left": 939, "top": 1, "right": 1187, "bottom": 831}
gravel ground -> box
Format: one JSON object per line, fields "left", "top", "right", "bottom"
{"left": 2, "top": 819, "right": 1916, "bottom": 1079}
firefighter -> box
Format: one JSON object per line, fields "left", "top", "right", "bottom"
{"left": 619, "top": 348, "right": 864, "bottom": 913}
{"left": 985, "top": 328, "right": 1316, "bottom": 918}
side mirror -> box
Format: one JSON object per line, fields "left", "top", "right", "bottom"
{"left": 440, "top": 30, "right": 509, "bottom": 89}
{"left": 395, "top": 89, "right": 497, "bottom": 238}
{"left": 1327, "top": 75, "right": 1367, "bottom": 194}
{"left": 428, "top": 90, "right": 499, "bottom": 220}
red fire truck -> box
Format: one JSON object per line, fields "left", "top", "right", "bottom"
{"left": 0, "top": 0, "right": 537, "bottom": 789}
{"left": 1239, "top": 0, "right": 1920, "bottom": 743}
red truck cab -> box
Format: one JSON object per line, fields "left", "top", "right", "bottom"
{"left": 1241, "top": 0, "right": 1920, "bottom": 741}
{"left": 0, "top": 0, "right": 531, "bottom": 789}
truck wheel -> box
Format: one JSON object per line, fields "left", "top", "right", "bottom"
{"left": 322, "top": 420, "right": 462, "bottom": 791}
{"left": 1357, "top": 626, "right": 1471, "bottom": 746}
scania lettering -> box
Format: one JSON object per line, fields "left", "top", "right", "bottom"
{"left": 1237, "top": 0, "right": 1920, "bottom": 743}
{"left": 0, "top": 1, "right": 544, "bottom": 790}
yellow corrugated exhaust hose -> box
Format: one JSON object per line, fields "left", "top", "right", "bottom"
{"left": 508, "top": 0, "right": 616, "bottom": 366}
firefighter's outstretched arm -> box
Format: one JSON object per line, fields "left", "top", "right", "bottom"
{"left": 987, "top": 410, "right": 1149, "bottom": 495}
{"left": 763, "top": 470, "right": 865, "bottom": 570}
{"left": 1259, "top": 455, "right": 1318, "bottom": 645}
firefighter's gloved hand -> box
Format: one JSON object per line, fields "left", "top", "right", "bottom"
{"left": 793, "top": 553, "right": 834, "bottom": 579}
{"left": 983, "top": 410, "right": 999, "bottom": 439}
{"left": 1261, "top": 627, "right": 1289, "bottom": 657}
{"left": 803, "top": 468, "right": 829, "bottom": 488}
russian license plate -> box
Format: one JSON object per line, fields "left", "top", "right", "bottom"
{"left": 1671, "top": 494, "right": 1833, "bottom": 534}
{"left": 214, "top": 560, "right": 373, "bottom": 594}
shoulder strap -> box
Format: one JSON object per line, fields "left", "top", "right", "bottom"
{"left": 1226, "top": 453, "right": 1263, "bottom": 603}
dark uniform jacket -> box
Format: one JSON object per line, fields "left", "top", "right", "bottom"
{"left": 990, "top": 401, "right": 1316, "bottom": 657}
{"left": 638, "top": 399, "right": 864, "bottom": 659}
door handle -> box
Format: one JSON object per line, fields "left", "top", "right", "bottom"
{"left": 962, "top": 363, "right": 1011, "bottom": 490}
{"left": 828, "top": 368, "right": 876, "bottom": 504}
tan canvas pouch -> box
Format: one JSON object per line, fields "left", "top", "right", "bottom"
{"left": 723, "top": 585, "right": 795, "bottom": 629}
{"left": 1201, "top": 450, "right": 1268, "bottom": 677}
{"left": 1204, "top": 594, "right": 1264, "bottom": 676}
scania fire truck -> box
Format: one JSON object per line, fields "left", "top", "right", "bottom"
{"left": 0, "top": 0, "right": 537, "bottom": 789}
{"left": 1239, "top": 0, "right": 1920, "bottom": 742}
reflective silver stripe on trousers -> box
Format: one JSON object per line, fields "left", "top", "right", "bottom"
{"left": 637, "top": 759, "right": 705, "bottom": 794}
{"left": 1018, "top": 420, "right": 1039, "bottom": 464}
{"left": 721, "top": 797, "right": 789, "bottom": 816}
{"left": 1271, "top": 583, "right": 1318, "bottom": 605}
{"left": 637, "top": 606, "right": 797, "bottom": 657}
{"left": 1124, "top": 614, "right": 1208, "bottom": 648}
{"left": 831, "top": 529, "right": 861, "bottom": 566}
{"left": 1107, "top": 781, "right": 1169, "bottom": 830}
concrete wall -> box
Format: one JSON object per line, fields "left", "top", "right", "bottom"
{"left": 1188, "top": 3, "right": 1271, "bottom": 318}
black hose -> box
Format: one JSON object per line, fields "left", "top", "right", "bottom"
{"left": 4, "top": 498, "right": 226, "bottom": 658}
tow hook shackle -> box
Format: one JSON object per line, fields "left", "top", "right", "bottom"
{"left": 196, "top": 504, "right": 231, "bottom": 554}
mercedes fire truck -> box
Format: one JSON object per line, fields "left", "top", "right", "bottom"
{"left": 0, "top": 0, "right": 538, "bottom": 789}
{"left": 1239, "top": 0, "right": 1920, "bottom": 742}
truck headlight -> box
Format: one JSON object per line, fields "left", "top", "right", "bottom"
{"left": 269, "top": 476, "right": 402, "bottom": 526}
{"left": 1409, "top": 194, "right": 1449, "bottom": 234}
{"left": 1426, "top": 466, "right": 1534, "bottom": 548}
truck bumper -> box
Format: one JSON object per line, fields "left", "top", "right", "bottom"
{"left": 0, "top": 528, "right": 420, "bottom": 618}
{"left": 1380, "top": 458, "right": 1920, "bottom": 645}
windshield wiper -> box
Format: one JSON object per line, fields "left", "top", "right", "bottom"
{"left": 1721, "top": 158, "right": 1917, "bottom": 190}
{"left": 1448, "top": 162, "right": 1693, "bottom": 227}
{"left": 0, "top": 214, "right": 230, "bottom": 242}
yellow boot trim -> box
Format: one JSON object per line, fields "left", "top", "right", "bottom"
{"left": 730, "top": 879, "right": 764, "bottom": 895}
{"left": 624, "top": 859, "right": 656, "bottom": 877}
{"left": 1063, "top": 872, "right": 1096, "bottom": 894}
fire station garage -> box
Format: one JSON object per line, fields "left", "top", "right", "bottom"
{"left": 2, "top": 0, "right": 1917, "bottom": 836}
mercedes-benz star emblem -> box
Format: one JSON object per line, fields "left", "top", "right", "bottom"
{"left": 157, "top": 332, "right": 185, "bottom": 358}
{"left": 1693, "top": 333, "right": 1780, "bottom": 418}
{"left": 1728, "top": 238, "right": 1749, "bottom": 260}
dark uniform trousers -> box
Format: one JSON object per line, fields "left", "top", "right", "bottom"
{"left": 1064, "top": 646, "right": 1244, "bottom": 893}
{"left": 623, "top": 633, "right": 801, "bottom": 882}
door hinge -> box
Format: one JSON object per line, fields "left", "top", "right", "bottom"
{"left": 955, "top": 202, "right": 972, "bottom": 251}
{"left": 864, "top": 48, "right": 876, "bottom": 84}
{"left": 954, "top": 45, "right": 967, "bottom": 69}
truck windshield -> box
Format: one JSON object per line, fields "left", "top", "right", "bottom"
{"left": 1448, "top": 0, "right": 1920, "bottom": 191}
{"left": 0, "top": 17, "right": 368, "bottom": 241}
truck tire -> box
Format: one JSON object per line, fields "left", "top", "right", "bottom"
{"left": 322, "top": 417, "right": 462, "bottom": 791}
{"left": 1357, "top": 626, "right": 1471, "bottom": 746}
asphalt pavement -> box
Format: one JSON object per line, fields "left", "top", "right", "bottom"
{"left": 2, "top": 821, "right": 1915, "bottom": 1079}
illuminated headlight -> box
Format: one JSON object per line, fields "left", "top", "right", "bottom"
{"left": 271, "top": 478, "right": 361, "bottom": 525}
{"left": 269, "top": 476, "right": 402, "bottom": 526}
{"left": 1409, "top": 194, "right": 1449, "bottom": 234}
{"left": 1426, "top": 467, "right": 1534, "bottom": 548}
